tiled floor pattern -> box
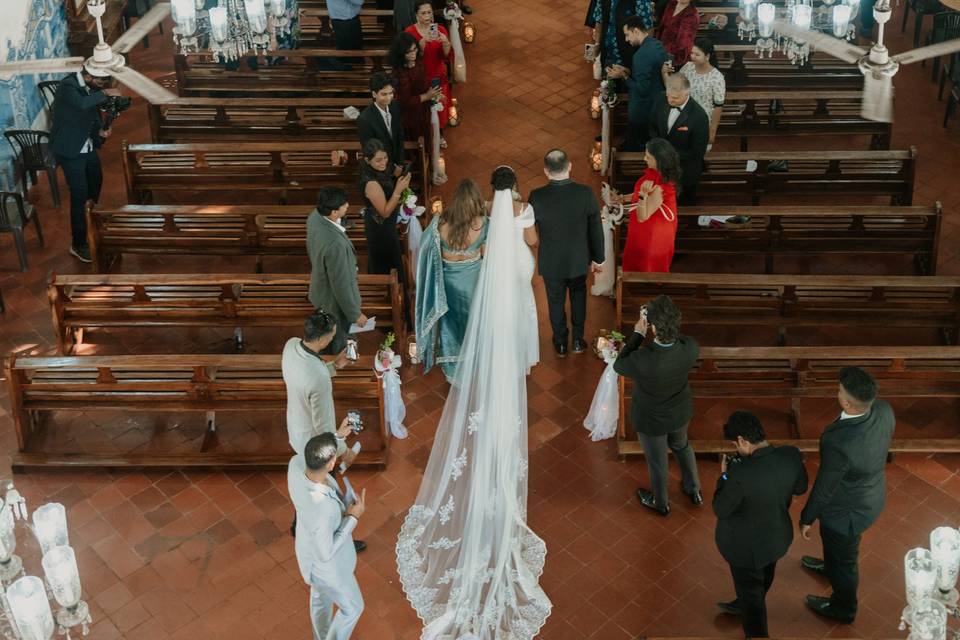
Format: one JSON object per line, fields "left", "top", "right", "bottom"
{"left": 2, "top": 0, "right": 960, "bottom": 638}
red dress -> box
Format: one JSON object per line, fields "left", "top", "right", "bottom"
{"left": 656, "top": 0, "right": 700, "bottom": 66}
{"left": 622, "top": 168, "right": 678, "bottom": 272}
{"left": 405, "top": 24, "right": 454, "bottom": 128}
{"left": 394, "top": 61, "right": 432, "bottom": 144}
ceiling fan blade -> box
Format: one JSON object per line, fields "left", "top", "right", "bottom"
{"left": 112, "top": 66, "right": 177, "bottom": 103}
{"left": 861, "top": 70, "right": 894, "bottom": 123}
{"left": 891, "top": 38, "right": 960, "bottom": 65}
{"left": 0, "top": 57, "right": 85, "bottom": 80}
{"left": 111, "top": 2, "right": 172, "bottom": 53}
{"left": 772, "top": 20, "right": 866, "bottom": 63}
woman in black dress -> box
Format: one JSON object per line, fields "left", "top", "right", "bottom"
{"left": 360, "top": 138, "right": 413, "bottom": 285}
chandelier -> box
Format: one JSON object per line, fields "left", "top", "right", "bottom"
{"left": 171, "top": 0, "right": 294, "bottom": 62}
{"left": 900, "top": 527, "right": 960, "bottom": 639}
{"left": 0, "top": 483, "right": 90, "bottom": 640}
{"left": 739, "top": 0, "right": 859, "bottom": 64}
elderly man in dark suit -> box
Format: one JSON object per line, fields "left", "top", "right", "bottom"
{"left": 614, "top": 294, "right": 701, "bottom": 515}
{"left": 357, "top": 72, "right": 405, "bottom": 175}
{"left": 528, "top": 149, "right": 605, "bottom": 357}
{"left": 49, "top": 65, "right": 113, "bottom": 263}
{"left": 799, "top": 366, "right": 895, "bottom": 624}
{"left": 714, "top": 411, "right": 808, "bottom": 638}
{"left": 307, "top": 187, "right": 367, "bottom": 355}
{"left": 649, "top": 72, "right": 710, "bottom": 205}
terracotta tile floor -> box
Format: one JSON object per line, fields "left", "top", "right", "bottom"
{"left": 2, "top": 0, "right": 960, "bottom": 637}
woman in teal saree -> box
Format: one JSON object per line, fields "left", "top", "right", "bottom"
{"left": 415, "top": 179, "right": 489, "bottom": 381}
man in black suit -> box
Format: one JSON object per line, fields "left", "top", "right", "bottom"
{"left": 528, "top": 149, "right": 605, "bottom": 357}
{"left": 649, "top": 73, "right": 709, "bottom": 206}
{"left": 49, "top": 65, "right": 113, "bottom": 263}
{"left": 357, "top": 72, "right": 405, "bottom": 175}
{"left": 714, "top": 411, "right": 808, "bottom": 638}
{"left": 613, "top": 295, "right": 701, "bottom": 514}
{"left": 799, "top": 367, "right": 895, "bottom": 624}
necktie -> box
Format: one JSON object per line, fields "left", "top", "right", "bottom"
{"left": 384, "top": 110, "right": 392, "bottom": 134}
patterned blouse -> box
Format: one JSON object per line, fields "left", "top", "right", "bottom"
{"left": 679, "top": 62, "right": 726, "bottom": 123}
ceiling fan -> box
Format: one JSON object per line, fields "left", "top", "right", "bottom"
{"left": 773, "top": 0, "right": 960, "bottom": 122}
{"left": 0, "top": 0, "right": 177, "bottom": 104}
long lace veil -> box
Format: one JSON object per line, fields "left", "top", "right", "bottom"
{"left": 397, "top": 189, "right": 552, "bottom": 639}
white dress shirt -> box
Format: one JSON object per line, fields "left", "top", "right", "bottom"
{"left": 840, "top": 410, "right": 866, "bottom": 421}
{"left": 288, "top": 455, "right": 358, "bottom": 586}
{"left": 667, "top": 99, "right": 689, "bottom": 132}
{"left": 375, "top": 103, "right": 392, "bottom": 135}
{"left": 323, "top": 214, "right": 347, "bottom": 234}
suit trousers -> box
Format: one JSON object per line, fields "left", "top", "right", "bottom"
{"left": 543, "top": 274, "right": 587, "bottom": 344}
{"left": 332, "top": 16, "right": 365, "bottom": 52}
{"left": 821, "top": 523, "right": 861, "bottom": 619}
{"left": 310, "top": 571, "right": 364, "bottom": 640}
{"left": 729, "top": 561, "right": 777, "bottom": 637}
{"left": 56, "top": 151, "right": 102, "bottom": 249}
{"left": 637, "top": 421, "right": 700, "bottom": 508}
{"left": 678, "top": 182, "right": 698, "bottom": 207}
{"left": 623, "top": 120, "right": 650, "bottom": 152}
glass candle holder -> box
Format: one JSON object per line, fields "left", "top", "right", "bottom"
{"left": 32, "top": 503, "right": 67, "bottom": 554}
{"left": 244, "top": 0, "right": 268, "bottom": 34}
{"left": 6, "top": 575, "right": 55, "bottom": 640}
{"left": 909, "top": 598, "right": 947, "bottom": 640}
{"left": 930, "top": 527, "right": 960, "bottom": 603}
{"left": 831, "top": 4, "right": 852, "bottom": 37}
{"left": 269, "top": 0, "right": 286, "bottom": 17}
{"left": 758, "top": 3, "right": 776, "bottom": 37}
{"left": 906, "top": 548, "right": 939, "bottom": 612}
{"left": 792, "top": 4, "right": 812, "bottom": 29}
{"left": 209, "top": 7, "right": 229, "bottom": 43}
{"left": 0, "top": 506, "right": 22, "bottom": 581}
{"left": 171, "top": 0, "right": 198, "bottom": 35}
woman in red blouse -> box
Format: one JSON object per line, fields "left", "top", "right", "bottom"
{"left": 621, "top": 138, "right": 682, "bottom": 273}
{"left": 404, "top": 1, "right": 455, "bottom": 138}
{"left": 388, "top": 32, "right": 441, "bottom": 144}
{"left": 656, "top": 0, "right": 700, "bottom": 66}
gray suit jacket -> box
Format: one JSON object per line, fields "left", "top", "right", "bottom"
{"left": 307, "top": 211, "right": 362, "bottom": 348}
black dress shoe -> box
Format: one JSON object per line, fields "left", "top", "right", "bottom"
{"left": 805, "top": 595, "right": 854, "bottom": 624}
{"left": 636, "top": 489, "right": 669, "bottom": 516}
{"left": 801, "top": 555, "right": 826, "bottom": 576}
{"left": 553, "top": 340, "right": 567, "bottom": 358}
{"left": 572, "top": 339, "right": 587, "bottom": 354}
{"left": 716, "top": 600, "right": 741, "bottom": 616}
{"left": 685, "top": 489, "right": 703, "bottom": 506}
{"left": 354, "top": 540, "right": 367, "bottom": 553}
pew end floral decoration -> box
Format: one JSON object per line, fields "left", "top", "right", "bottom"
{"left": 584, "top": 329, "right": 624, "bottom": 441}
{"left": 593, "top": 330, "right": 625, "bottom": 363}
{"left": 397, "top": 188, "right": 426, "bottom": 225}
{"left": 375, "top": 332, "right": 408, "bottom": 439}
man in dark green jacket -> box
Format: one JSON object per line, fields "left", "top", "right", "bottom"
{"left": 799, "top": 366, "right": 895, "bottom": 624}
{"left": 614, "top": 294, "right": 701, "bottom": 515}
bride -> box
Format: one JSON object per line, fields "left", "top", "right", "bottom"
{"left": 396, "top": 166, "right": 551, "bottom": 639}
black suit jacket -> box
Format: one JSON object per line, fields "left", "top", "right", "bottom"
{"left": 800, "top": 400, "right": 895, "bottom": 535}
{"left": 648, "top": 96, "right": 709, "bottom": 189}
{"left": 714, "top": 445, "right": 809, "bottom": 569}
{"left": 49, "top": 74, "right": 108, "bottom": 159}
{"left": 357, "top": 102, "right": 405, "bottom": 168}
{"left": 528, "top": 179, "right": 604, "bottom": 280}
{"left": 613, "top": 332, "right": 699, "bottom": 437}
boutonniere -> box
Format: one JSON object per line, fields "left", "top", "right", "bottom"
{"left": 677, "top": 126, "right": 689, "bottom": 131}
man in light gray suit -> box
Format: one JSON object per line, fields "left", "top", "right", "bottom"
{"left": 289, "top": 433, "right": 367, "bottom": 640}
{"left": 308, "top": 187, "right": 368, "bottom": 354}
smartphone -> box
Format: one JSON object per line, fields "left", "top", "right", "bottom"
{"left": 430, "top": 76, "right": 441, "bottom": 90}
{"left": 346, "top": 410, "right": 363, "bottom": 433}
{"left": 401, "top": 160, "right": 413, "bottom": 175}
{"left": 429, "top": 23, "right": 439, "bottom": 39}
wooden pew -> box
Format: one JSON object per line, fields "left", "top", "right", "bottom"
{"left": 616, "top": 346, "right": 960, "bottom": 456}
{"left": 616, "top": 272, "right": 960, "bottom": 345}
{"left": 147, "top": 97, "right": 366, "bottom": 143}
{"left": 47, "top": 272, "right": 406, "bottom": 354}
{"left": 298, "top": 8, "right": 396, "bottom": 48}
{"left": 609, "top": 148, "right": 917, "bottom": 206}
{"left": 121, "top": 140, "right": 429, "bottom": 206}
{"left": 611, "top": 90, "right": 892, "bottom": 151}
{"left": 715, "top": 45, "right": 864, "bottom": 91}
{"left": 174, "top": 49, "right": 389, "bottom": 97}
{"left": 5, "top": 354, "right": 390, "bottom": 471}
{"left": 609, "top": 203, "right": 941, "bottom": 275}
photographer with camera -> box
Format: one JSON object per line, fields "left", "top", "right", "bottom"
{"left": 49, "top": 64, "right": 125, "bottom": 263}
{"left": 713, "top": 411, "right": 808, "bottom": 638}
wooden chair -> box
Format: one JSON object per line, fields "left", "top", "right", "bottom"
{"left": 924, "top": 11, "right": 960, "bottom": 83}
{"left": 3, "top": 130, "right": 60, "bottom": 207}
{"left": 946, "top": 61, "right": 960, "bottom": 128}
{"left": 901, "top": 0, "right": 945, "bottom": 47}
{"left": 0, "top": 192, "right": 44, "bottom": 272}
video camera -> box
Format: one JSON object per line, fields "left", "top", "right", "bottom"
{"left": 99, "top": 95, "right": 133, "bottom": 129}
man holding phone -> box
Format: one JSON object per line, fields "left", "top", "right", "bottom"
{"left": 357, "top": 72, "right": 406, "bottom": 176}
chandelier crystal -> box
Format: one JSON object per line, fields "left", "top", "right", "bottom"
{"left": 171, "top": 0, "right": 296, "bottom": 61}
{"left": 743, "top": 0, "right": 859, "bottom": 64}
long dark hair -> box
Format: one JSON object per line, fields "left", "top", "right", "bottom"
{"left": 388, "top": 32, "right": 421, "bottom": 70}
{"left": 441, "top": 179, "right": 485, "bottom": 250}
{"left": 645, "top": 138, "right": 682, "bottom": 187}
{"left": 359, "top": 138, "right": 394, "bottom": 193}
{"left": 692, "top": 36, "right": 719, "bottom": 68}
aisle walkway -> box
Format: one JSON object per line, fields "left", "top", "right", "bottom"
{"left": 1, "top": 2, "right": 960, "bottom": 639}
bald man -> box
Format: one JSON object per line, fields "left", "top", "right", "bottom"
{"left": 649, "top": 73, "right": 709, "bottom": 206}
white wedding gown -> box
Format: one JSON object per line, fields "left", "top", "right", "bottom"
{"left": 396, "top": 190, "right": 551, "bottom": 640}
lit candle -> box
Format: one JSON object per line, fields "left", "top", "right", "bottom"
{"left": 32, "top": 503, "right": 68, "bottom": 553}
{"left": 437, "top": 156, "right": 446, "bottom": 176}
{"left": 209, "top": 7, "right": 229, "bottom": 43}
{"left": 589, "top": 90, "right": 601, "bottom": 119}
{"left": 171, "top": 0, "right": 197, "bottom": 35}
{"left": 463, "top": 21, "right": 475, "bottom": 43}
{"left": 448, "top": 99, "right": 460, "bottom": 126}
{"left": 244, "top": 0, "right": 268, "bottom": 34}
{"left": 42, "top": 545, "right": 83, "bottom": 609}
{"left": 430, "top": 197, "right": 443, "bottom": 215}
{"left": 6, "top": 576, "right": 55, "bottom": 640}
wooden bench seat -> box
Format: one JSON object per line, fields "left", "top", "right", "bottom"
{"left": 609, "top": 148, "right": 916, "bottom": 206}
{"left": 715, "top": 45, "right": 864, "bottom": 91}
{"left": 616, "top": 272, "right": 960, "bottom": 345}
{"left": 174, "top": 49, "right": 389, "bottom": 97}
{"left": 122, "top": 140, "right": 429, "bottom": 205}
{"left": 616, "top": 346, "right": 960, "bottom": 456}
{"left": 609, "top": 203, "right": 941, "bottom": 275}
{"left": 48, "top": 272, "right": 405, "bottom": 354}
{"left": 298, "top": 9, "right": 396, "bottom": 48}
{"left": 5, "top": 354, "right": 390, "bottom": 471}
{"left": 147, "top": 97, "right": 367, "bottom": 143}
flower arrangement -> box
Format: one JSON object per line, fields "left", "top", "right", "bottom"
{"left": 598, "top": 78, "right": 618, "bottom": 109}
{"left": 593, "top": 329, "right": 625, "bottom": 362}
{"left": 443, "top": 0, "right": 462, "bottom": 19}
{"left": 375, "top": 332, "right": 402, "bottom": 373}
{"left": 397, "top": 188, "right": 426, "bottom": 224}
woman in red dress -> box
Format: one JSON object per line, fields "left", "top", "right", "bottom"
{"left": 388, "top": 32, "right": 441, "bottom": 144}
{"left": 621, "top": 138, "right": 682, "bottom": 272}
{"left": 405, "top": 1, "right": 454, "bottom": 137}
{"left": 656, "top": 0, "right": 700, "bottom": 66}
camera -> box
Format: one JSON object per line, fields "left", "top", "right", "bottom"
{"left": 99, "top": 95, "right": 133, "bottom": 128}
{"left": 346, "top": 410, "right": 363, "bottom": 434}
